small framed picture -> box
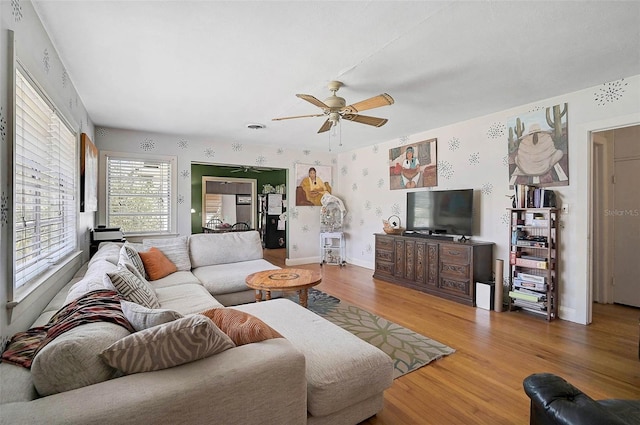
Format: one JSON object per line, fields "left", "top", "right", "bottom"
{"left": 236, "top": 194, "right": 252, "bottom": 205}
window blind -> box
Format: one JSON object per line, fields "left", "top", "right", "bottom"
{"left": 106, "top": 156, "right": 172, "bottom": 234}
{"left": 204, "top": 194, "right": 223, "bottom": 224}
{"left": 14, "top": 68, "right": 77, "bottom": 289}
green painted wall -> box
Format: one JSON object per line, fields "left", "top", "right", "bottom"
{"left": 190, "top": 164, "right": 287, "bottom": 234}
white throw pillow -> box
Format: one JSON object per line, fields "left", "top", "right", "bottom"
{"left": 104, "top": 268, "right": 160, "bottom": 309}
{"left": 142, "top": 236, "right": 191, "bottom": 271}
{"left": 100, "top": 315, "right": 235, "bottom": 374}
{"left": 120, "top": 300, "right": 183, "bottom": 332}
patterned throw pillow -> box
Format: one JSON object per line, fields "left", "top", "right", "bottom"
{"left": 142, "top": 236, "right": 191, "bottom": 271}
{"left": 118, "top": 243, "right": 147, "bottom": 280}
{"left": 199, "top": 308, "right": 283, "bottom": 346}
{"left": 120, "top": 300, "right": 183, "bottom": 332}
{"left": 104, "top": 268, "right": 160, "bottom": 309}
{"left": 100, "top": 315, "right": 235, "bottom": 374}
{"left": 138, "top": 247, "right": 178, "bottom": 280}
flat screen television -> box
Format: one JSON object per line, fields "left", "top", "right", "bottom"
{"left": 406, "top": 189, "right": 474, "bottom": 236}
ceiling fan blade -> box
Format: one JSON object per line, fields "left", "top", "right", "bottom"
{"left": 296, "top": 94, "right": 330, "bottom": 109}
{"left": 272, "top": 113, "right": 326, "bottom": 121}
{"left": 342, "top": 93, "right": 394, "bottom": 114}
{"left": 317, "top": 119, "right": 333, "bottom": 133}
{"left": 342, "top": 114, "right": 388, "bottom": 128}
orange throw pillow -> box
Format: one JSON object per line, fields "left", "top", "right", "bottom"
{"left": 200, "top": 308, "right": 283, "bottom": 346}
{"left": 138, "top": 247, "right": 178, "bottom": 281}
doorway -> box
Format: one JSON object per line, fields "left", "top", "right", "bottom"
{"left": 591, "top": 124, "right": 640, "bottom": 312}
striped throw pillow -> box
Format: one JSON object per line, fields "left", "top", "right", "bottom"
{"left": 142, "top": 236, "right": 191, "bottom": 271}
{"left": 104, "top": 268, "right": 160, "bottom": 309}
{"left": 200, "top": 308, "right": 283, "bottom": 346}
{"left": 120, "top": 300, "right": 183, "bottom": 332}
{"left": 100, "top": 315, "right": 235, "bottom": 374}
{"left": 118, "top": 243, "right": 147, "bottom": 280}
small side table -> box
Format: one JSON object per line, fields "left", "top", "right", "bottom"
{"left": 245, "top": 268, "right": 322, "bottom": 308}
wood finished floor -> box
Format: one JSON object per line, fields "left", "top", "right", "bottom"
{"left": 263, "top": 249, "right": 640, "bottom": 424}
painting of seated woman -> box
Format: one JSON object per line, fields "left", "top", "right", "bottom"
{"left": 389, "top": 139, "right": 437, "bottom": 190}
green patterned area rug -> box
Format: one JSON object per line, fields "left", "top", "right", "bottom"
{"left": 289, "top": 289, "right": 455, "bottom": 379}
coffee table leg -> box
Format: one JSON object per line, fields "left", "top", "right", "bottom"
{"left": 299, "top": 288, "right": 308, "bottom": 308}
{"left": 265, "top": 290, "right": 272, "bottom": 301}
{"left": 255, "top": 290, "right": 262, "bottom": 303}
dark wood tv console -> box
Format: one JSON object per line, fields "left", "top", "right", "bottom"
{"left": 373, "top": 233, "right": 494, "bottom": 306}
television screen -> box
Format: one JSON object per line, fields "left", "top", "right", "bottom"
{"left": 406, "top": 189, "right": 474, "bottom": 236}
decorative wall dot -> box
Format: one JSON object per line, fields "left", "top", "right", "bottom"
{"left": 448, "top": 137, "right": 460, "bottom": 151}
{"left": 204, "top": 148, "right": 215, "bottom": 158}
{"left": 351, "top": 153, "right": 357, "bottom": 161}
{"left": 481, "top": 183, "right": 493, "bottom": 195}
{"left": 292, "top": 244, "right": 299, "bottom": 252}
{"left": 352, "top": 183, "right": 358, "bottom": 191}
{"left": 314, "top": 160, "right": 322, "bottom": 165}
{"left": 365, "top": 244, "right": 373, "bottom": 254}
{"left": 469, "top": 152, "right": 480, "bottom": 165}
{"left": 180, "top": 170, "right": 190, "bottom": 179}
{"left": 42, "top": 49, "right": 51, "bottom": 74}
{"left": 303, "top": 149, "right": 311, "bottom": 156}
{"left": 372, "top": 145, "right": 379, "bottom": 154}
{"left": 500, "top": 212, "right": 511, "bottom": 226}
{"left": 341, "top": 165, "right": 348, "bottom": 176}
{"left": 232, "top": 142, "right": 243, "bottom": 152}
{"left": 68, "top": 98, "right": 73, "bottom": 110}
{"left": 362, "top": 168, "right": 368, "bottom": 177}
{"left": 331, "top": 158, "right": 337, "bottom": 165}
{"left": 365, "top": 200, "right": 371, "bottom": 210}
{"left": 177, "top": 195, "right": 185, "bottom": 204}
{"left": 290, "top": 208, "right": 299, "bottom": 220}
{"left": 438, "top": 160, "right": 454, "bottom": 179}
{"left": 374, "top": 207, "right": 383, "bottom": 217}
{"left": 595, "top": 78, "right": 627, "bottom": 105}
{"left": 277, "top": 148, "right": 284, "bottom": 155}
{"left": 97, "top": 128, "right": 108, "bottom": 137}
{"left": 398, "top": 135, "right": 409, "bottom": 146}
{"left": 528, "top": 106, "right": 545, "bottom": 113}
{"left": 140, "top": 138, "right": 156, "bottom": 151}
{"left": 391, "top": 203, "right": 401, "bottom": 215}
{"left": 377, "top": 178, "right": 384, "bottom": 188}
{"left": 487, "top": 122, "right": 506, "bottom": 139}
{"left": 255, "top": 155, "right": 266, "bottom": 166}
{"left": 301, "top": 225, "right": 310, "bottom": 232}
{"left": 11, "top": 0, "right": 23, "bottom": 22}
{"left": 359, "top": 218, "right": 365, "bottom": 226}
{"left": 177, "top": 139, "right": 189, "bottom": 149}
{"left": 502, "top": 155, "right": 509, "bottom": 166}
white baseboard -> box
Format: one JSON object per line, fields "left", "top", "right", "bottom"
{"left": 345, "top": 257, "right": 374, "bottom": 270}
{"left": 285, "top": 256, "right": 321, "bottom": 266}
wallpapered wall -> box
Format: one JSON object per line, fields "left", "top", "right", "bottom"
{"left": 335, "top": 74, "right": 640, "bottom": 324}
{"left": 0, "top": 0, "right": 95, "bottom": 338}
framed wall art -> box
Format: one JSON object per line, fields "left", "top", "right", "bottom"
{"left": 507, "top": 103, "right": 569, "bottom": 187}
{"left": 388, "top": 138, "right": 437, "bottom": 190}
{"left": 80, "top": 133, "right": 98, "bottom": 212}
{"left": 295, "top": 163, "right": 332, "bottom": 206}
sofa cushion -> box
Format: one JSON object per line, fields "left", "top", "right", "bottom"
{"left": 143, "top": 236, "right": 191, "bottom": 271}
{"left": 192, "top": 259, "right": 280, "bottom": 295}
{"left": 155, "top": 284, "right": 224, "bottom": 315}
{"left": 120, "top": 300, "right": 183, "bottom": 332}
{"left": 200, "top": 308, "right": 283, "bottom": 346}
{"left": 100, "top": 315, "right": 235, "bottom": 374}
{"left": 148, "top": 270, "right": 202, "bottom": 289}
{"left": 105, "top": 268, "right": 161, "bottom": 309}
{"left": 235, "top": 299, "right": 394, "bottom": 417}
{"left": 65, "top": 259, "right": 119, "bottom": 305}
{"left": 118, "top": 242, "right": 147, "bottom": 280}
{"left": 88, "top": 242, "right": 121, "bottom": 267}
{"left": 31, "top": 322, "right": 131, "bottom": 396}
{"left": 139, "top": 247, "right": 178, "bottom": 280}
{"left": 189, "top": 231, "right": 263, "bottom": 268}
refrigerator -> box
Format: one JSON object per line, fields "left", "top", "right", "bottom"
{"left": 261, "top": 194, "right": 286, "bottom": 249}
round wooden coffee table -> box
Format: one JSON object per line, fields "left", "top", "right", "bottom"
{"left": 245, "top": 268, "right": 322, "bottom": 308}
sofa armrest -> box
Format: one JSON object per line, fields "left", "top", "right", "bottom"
{"left": 1, "top": 339, "right": 307, "bottom": 425}
{"left": 523, "top": 373, "right": 629, "bottom": 425}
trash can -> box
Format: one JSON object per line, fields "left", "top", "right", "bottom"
{"left": 475, "top": 282, "right": 495, "bottom": 310}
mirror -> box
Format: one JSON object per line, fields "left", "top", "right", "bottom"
{"left": 202, "top": 176, "right": 257, "bottom": 230}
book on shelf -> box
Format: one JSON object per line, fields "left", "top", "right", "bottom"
{"left": 520, "top": 254, "right": 547, "bottom": 261}
{"left": 515, "top": 258, "right": 548, "bottom": 269}
{"left": 509, "top": 290, "right": 545, "bottom": 303}
{"left": 515, "top": 239, "right": 548, "bottom": 248}
{"left": 513, "top": 278, "right": 547, "bottom": 292}
{"left": 512, "top": 298, "right": 548, "bottom": 312}
{"left": 517, "top": 272, "right": 546, "bottom": 283}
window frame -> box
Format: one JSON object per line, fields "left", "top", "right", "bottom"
{"left": 99, "top": 150, "right": 177, "bottom": 237}
{"left": 10, "top": 59, "right": 79, "bottom": 301}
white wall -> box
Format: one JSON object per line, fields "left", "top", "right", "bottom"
{"left": 0, "top": 0, "right": 95, "bottom": 340}
{"left": 334, "top": 74, "right": 640, "bottom": 325}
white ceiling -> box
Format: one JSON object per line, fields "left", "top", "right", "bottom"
{"left": 33, "top": 1, "right": 640, "bottom": 152}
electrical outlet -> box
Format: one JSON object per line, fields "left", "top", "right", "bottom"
{"left": 561, "top": 204, "right": 569, "bottom": 214}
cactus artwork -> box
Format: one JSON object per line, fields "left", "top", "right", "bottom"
{"left": 506, "top": 103, "right": 569, "bottom": 188}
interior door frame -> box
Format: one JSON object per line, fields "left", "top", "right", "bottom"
{"left": 586, "top": 113, "right": 640, "bottom": 324}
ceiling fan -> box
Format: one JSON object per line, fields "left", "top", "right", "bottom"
{"left": 273, "top": 81, "right": 394, "bottom": 133}
{"left": 229, "top": 165, "right": 268, "bottom": 173}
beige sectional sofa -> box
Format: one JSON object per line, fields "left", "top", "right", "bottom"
{"left": 0, "top": 231, "right": 393, "bottom": 425}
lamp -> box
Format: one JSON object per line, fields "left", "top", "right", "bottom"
{"left": 328, "top": 113, "right": 342, "bottom": 151}
{"left": 190, "top": 208, "right": 196, "bottom": 214}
